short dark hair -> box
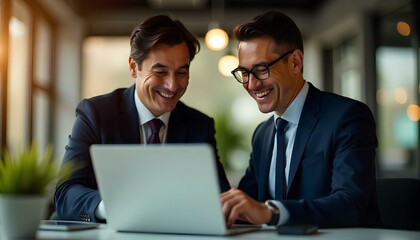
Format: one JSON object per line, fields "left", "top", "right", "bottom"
{"left": 233, "top": 10, "right": 303, "bottom": 54}
{"left": 129, "top": 15, "right": 200, "bottom": 67}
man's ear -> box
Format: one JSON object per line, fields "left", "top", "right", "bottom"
{"left": 291, "top": 50, "right": 303, "bottom": 73}
{"left": 128, "top": 57, "right": 137, "bottom": 78}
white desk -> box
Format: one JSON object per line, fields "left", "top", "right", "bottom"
{"left": 32, "top": 225, "right": 420, "bottom": 240}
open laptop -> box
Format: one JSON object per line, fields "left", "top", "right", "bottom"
{"left": 90, "top": 144, "right": 261, "bottom": 236}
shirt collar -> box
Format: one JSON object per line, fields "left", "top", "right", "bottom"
{"left": 274, "top": 81, "right": 309, "bottom": 126}
{"left": 134, "top": 89, "right": 171, "bottom": 127}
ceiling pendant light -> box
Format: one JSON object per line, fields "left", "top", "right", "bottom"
{"left": 205, "top": 0, "right": 228, "bottom": 51}
{"left": 205, "top": 26, "right": 228, "bottom": 51}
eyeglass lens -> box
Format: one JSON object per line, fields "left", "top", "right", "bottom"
{"left": 231, "top": 50, "right": 294, "bottom": 83}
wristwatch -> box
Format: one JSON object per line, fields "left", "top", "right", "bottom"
{"left": 265, "top": 200, "right": 280, "bottom": 226}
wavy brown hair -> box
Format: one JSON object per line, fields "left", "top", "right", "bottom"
{"left": 129, "top": 15, "right": 200, "bottom": 69}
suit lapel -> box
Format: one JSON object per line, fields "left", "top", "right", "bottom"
{"left": 287, "top": 83, "right": 320, "bottom": 195}
{"left": 117, "top": 85, "right": 141, "bottom": 143}
{"left": 166, "top": 103, "right": 188, "bottom": 143}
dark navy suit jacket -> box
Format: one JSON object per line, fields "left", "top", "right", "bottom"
{"left": 54, "top": 85, "right": 230, "bottom": 222}
{"left": 238, "top": 83, "right": 380, "bottom": 227}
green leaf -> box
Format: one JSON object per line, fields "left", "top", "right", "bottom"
{"left": 0, "top": 142, "right": 76, "bottom": 194}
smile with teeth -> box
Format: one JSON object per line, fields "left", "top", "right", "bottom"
{"left": 255, "top": 89, "right": 272, "bottom": 98}
{"left": 158, "top": 91, "right": 175, "bottom": 98}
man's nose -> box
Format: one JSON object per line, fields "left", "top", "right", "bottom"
{"left": 164, "top": 73, "right": 177, "bottom": 91}
{"left": 246, "top": 74, "right": 261, "bottom": 89}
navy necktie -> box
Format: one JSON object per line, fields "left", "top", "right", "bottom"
{"left": 147, "top": 118, "right": 163, "bottom": 144}
{"left": 275, "top": 118, "right": 288, "bottom": 200}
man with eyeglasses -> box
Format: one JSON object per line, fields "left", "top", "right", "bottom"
{"left": 221, "top": 10, "right": 380, "bottom": 228}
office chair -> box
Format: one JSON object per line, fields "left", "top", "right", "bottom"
{"left": 376, "top": 178, "right": 420, "bottom": 231}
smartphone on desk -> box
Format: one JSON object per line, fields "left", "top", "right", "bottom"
{"left": 39, "top": 220, "right": 100, "bottom": 231}
{"left": 277, "top": 224, "right": 318, "bottom": 235}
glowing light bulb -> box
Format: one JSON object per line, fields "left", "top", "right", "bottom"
{"left": 218, "top": 54, "right": 238, "bottom": 77}
{"left": 397, "top": 21, "right": 410, "bottom": 37}
{"left": 205, "top": 28, "right": 228, "bottom": 51}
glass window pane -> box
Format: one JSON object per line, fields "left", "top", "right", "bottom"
{"left": 333, "top": 37, "right": 362, "bottom": 101}
{"left": 33, "top": 89, "right": 49, "bottom": 149}
{"left": 7, "top": 0, "right": 30, "bottom": 153}
{"left": 376, "top": 2, "right": 418, "bottom": 177}
{"left": 34, "top": 16, "right": 51, "bottom": 88}
{"left": 377, "top": 47, "right": 417, "bottom": 172}
{"left": 341, "top": 69, "right": 361, "bottom": 101}
{"left": 82, "top": 37, "right": 131, "bottom": 98}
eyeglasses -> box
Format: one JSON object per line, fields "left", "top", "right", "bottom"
{"left": 231, "top": 50, "right": 294, "bottom": 84}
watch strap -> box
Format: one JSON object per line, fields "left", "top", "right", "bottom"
{"left": 265, "top": 200, "right": 280, "bottom": 226}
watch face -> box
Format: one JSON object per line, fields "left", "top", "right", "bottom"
{"left": 265, "top": 200, "right": 280, "bottom": 214}
{"left": 265, "top": 200, "right": 280, "bottom": 226}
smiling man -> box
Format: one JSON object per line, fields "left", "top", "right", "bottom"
{"left": 54, "top": 15, "right": 230, "bottom": 222}
{"left": 221, "top": 10, "right": 380, "bottom": 228}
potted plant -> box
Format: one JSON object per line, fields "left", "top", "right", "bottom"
{"left": 0, "top": 142, "right": 74, "bottom": 239}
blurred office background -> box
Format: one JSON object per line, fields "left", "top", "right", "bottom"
{"left": 0, "top": 0, "right": 419, "bottom": 186}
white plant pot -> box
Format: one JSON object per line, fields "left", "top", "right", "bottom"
{"left": 0, "top": 194, "right": 48, "bottom": 239}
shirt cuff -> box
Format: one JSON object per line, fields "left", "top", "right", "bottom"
{"left": 94, "top": 200, "right": 107, "bottom": 220}
{"left": 272, "top": 200, "right": 290, "bottom": 226}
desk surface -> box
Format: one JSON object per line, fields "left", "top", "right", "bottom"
{"left": 28, "top": 225, "right": 420, "bottom": 240}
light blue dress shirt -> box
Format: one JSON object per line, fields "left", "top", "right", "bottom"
{"left": 268, "top": 81, "right": 309, "bottom": 226}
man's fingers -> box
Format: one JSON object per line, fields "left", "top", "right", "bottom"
{"left": 221, "top": 188, "right": 247, "bottom": 227}
{"left": 225, "top": 197, "right": 247, "bottom": 227}
{"left": 220, "top": 188, "right": 240, "bottom": 202}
